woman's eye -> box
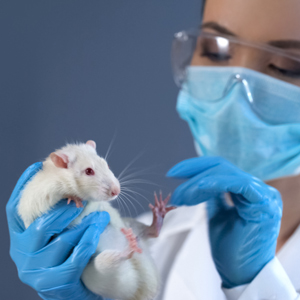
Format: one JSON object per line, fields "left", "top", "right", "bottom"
{"left": 200, "top": 51, "right": 231, "bottom": 62}
{"left": 198, "top": 38, "right": 232, "bottom": 62}
{"left": 269, "top": 64, "right": 300, "bottom": 78}
{"left": 85, "top": 168, "right": 95, "bottom": 176}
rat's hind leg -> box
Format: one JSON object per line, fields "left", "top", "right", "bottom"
{"left": 82, "top": 249, "right": 140, "bottom": 299}
{"left": 147, "top": 191, "right": 176, "bottom": 238}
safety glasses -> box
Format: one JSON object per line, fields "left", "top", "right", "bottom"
{"left": 171, "top": 29, "right": 300, "bottom": 124}
{"left": 172, "top": 29, "right": 300, "bottom": 86}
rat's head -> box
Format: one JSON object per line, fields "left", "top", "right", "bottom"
{"left": 49, "top": 140, "right": 120, "bottom": 201}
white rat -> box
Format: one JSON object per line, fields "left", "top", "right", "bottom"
{"left": 18, "top": 140, "right": 175, "bottom": 300}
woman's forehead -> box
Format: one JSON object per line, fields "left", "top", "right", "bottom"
{"left": 202, "top": 0, "right": 300, "bottom": 42}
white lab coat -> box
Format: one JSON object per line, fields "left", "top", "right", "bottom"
{"left": 138, "top": 203, "right": 300, "bottom": 300}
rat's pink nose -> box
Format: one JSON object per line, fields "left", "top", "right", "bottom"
{"left": 110, "top": 185, "right": 120, "bottom": 197}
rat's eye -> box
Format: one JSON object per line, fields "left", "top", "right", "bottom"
{"left": 85, "top": 168, "right": 95, "bottom": 176}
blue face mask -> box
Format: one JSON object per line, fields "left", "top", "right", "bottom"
{"left": 177, "top": 66, "right": 300, "bottom": 181}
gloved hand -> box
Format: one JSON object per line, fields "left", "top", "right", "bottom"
{"left": 167, "top": 156, "right": 282, "bottom": 288}
{"left": 6, "top": 162, "right": 110, "bottom": 300}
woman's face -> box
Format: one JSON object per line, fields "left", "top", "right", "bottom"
{"left": 191, "top": 0, "right": 300, "bottom": 86}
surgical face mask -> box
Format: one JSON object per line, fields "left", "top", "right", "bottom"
{"left": 177, "top": 66, "right": 300, "bottom": 181}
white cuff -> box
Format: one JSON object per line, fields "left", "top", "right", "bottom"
{"left": 222, "top": 284, "right": 248, "bottom": 300}
{"left": 222, "top": 257, "right": 299, "bottom": 300}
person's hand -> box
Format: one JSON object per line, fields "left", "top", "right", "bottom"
{"left": 167, "top": 156, "right": 282, "bottom": 288}
{"left": 6, "top": 162, "right": 110, "bottom": 300}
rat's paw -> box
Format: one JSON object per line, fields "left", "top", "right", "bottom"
{"left": 149, "top": 191, "right": 176, "bottom": 220}
{"left": 147, "top": 191, "right": 176, "bottom": 238}
{"left": 121, "top": 228, "right": 143, "bottom": 259}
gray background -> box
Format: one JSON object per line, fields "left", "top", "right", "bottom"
{"left": 0, "top": 1, "right": 202, "bottom": 299}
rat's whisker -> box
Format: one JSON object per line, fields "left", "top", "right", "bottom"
{"left": 116, "top": 195, "right": 126, "bottom": 216}
{"left": 117, "top": 150, "right": 147, "bottom": 180}
{"left": 120, "top": 191, "right": 145, "bottom": 213}
{"left": 120, "top": 194, "right": 132, "bottom": 218}
{"left": 115, "top": 194, "right": 125, "bottom": 214}
{"left": 117, "top": 193, "right": 131, "bottom": 217}
{"left": 129, "top": 185, "right": 154, "bottom": 195}
{"left": 120, "top": 179, "right": 161, "bottom": 187}
{"left": 120, "top": 179, "right": 155, "bottom": 185}
{"left": 120, "top": 192, "right": 139, "bottom": 216}
{"left": 119, "top": 184, "right": 154, "bottom": 196}
{"left": 121, "top": 187, "right": 151, "bottom": 204}
{"left": 118, "top": 165, "right": 159, "bottom": 182}
{"left": 121, "top": 191, "right": 150, "bottom": 210}
{"left": 105, "top": 132, "right": 117, "bottom": 161}
{"left": 119, "top": 196, "right": 128, "bottom": 216}
{"left": 124, "top": 195, "right": 147, "bottom": 213}
{"left": 114, "top": 197, "right": 123, "bottom": 215}
{"left": 126, "top": 197, "right": 140, "bottom": 216}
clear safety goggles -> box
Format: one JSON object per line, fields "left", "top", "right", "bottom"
{"left": 171, "top": 29, "right": 300, "bottom": 124}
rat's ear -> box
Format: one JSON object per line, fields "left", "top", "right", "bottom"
{"left": 86, "top": 140, "right": 96, "bottom": 149}
{"left": 50, "top": 152, "right": 69, "bottom": 168}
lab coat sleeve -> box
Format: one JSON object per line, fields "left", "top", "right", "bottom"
{"left": 222, "top": 257, "right": 300, "bottom": 300}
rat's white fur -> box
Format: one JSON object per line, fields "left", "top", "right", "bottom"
{"left": 18, "top": 142, "right": 159, "bottom": 300}
{"left": 77, "top": 201, "right": 159, "bottom": 300}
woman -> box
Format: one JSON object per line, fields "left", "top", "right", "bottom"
{"left": 142, "top": 0, "right": 300, "bottom": 299}
{"left": 6, "top": 0, "right": 300, "bottom": 299}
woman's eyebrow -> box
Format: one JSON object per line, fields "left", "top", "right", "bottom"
{"left": 201, "top": 22, "right": 300, "bottom": 51}
{"left": 201, "top": 22, "right": 237, "bottom": 37}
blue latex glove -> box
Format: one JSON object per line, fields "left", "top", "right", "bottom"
{"left": 6, "top": 162, "right": 110, "bottom": 300}
{"left": 167, "top": 156, "right": 282, "bottom": 288}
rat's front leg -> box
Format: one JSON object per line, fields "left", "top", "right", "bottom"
{"left": 146, "top": 191, "right": 176, "bottom": 238}
{"left": 121, "top": 228, "right": 143, "bottom": 259}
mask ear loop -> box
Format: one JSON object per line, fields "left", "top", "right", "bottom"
{"left": 223, "top": 73, "right": 254, "bottom": 104}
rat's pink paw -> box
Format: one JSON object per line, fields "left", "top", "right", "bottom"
{"left": 147, "top": 191, "right": 176, "bottom": 238}
{"left": 149, "top": 191, "right": 176, "bottom": 219}
{"left": 67, "top": 196, "right": 83, "bottom": 208}
{"left": 121, "top": 228, "right": 142, "bottom": 259}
